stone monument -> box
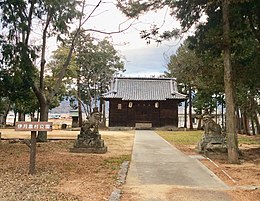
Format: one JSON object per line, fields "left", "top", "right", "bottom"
{"left": 70, "top": 107, "right": 107, "bottom": 154}
{"left": 196, "top": 114, "right": 227, "bottom": 153}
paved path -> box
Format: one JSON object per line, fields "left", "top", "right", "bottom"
{"left": 122, "top": 130, "right": 232, "bottom": 201}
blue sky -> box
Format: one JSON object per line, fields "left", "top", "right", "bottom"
{"left": 119, "top": 43, "right": 179, "bottom": 77}
{"left": 40, "top": 1, "right": 183, "bottom": 77}
{"left": 41, "top": 1, "right": 183, "bottom": 77}
{"left": 1, "top": 1, "right": 184, "bottom": 77}
{"left": 82, "top": 1, "right": 182, "bottom": 77}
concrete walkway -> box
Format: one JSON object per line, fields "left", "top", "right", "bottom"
{"left": 122, "top": 130, "right": 232, "bottom": 201}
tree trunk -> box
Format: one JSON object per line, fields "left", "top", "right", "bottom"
{"left": 242, "top": 110, "right": 249, "bottom": 134}
{"left": 37, "top": 110, "right": 40, "bottom": 121}
{"left": 197, "top": 110, "right": 202, "bottom": 130}
{"left": 236, "top": 107, "right": 242, "bottom": 134}
{"left": 102, "top": 99, "right": 106, "bottom": 127}
{"left": 251, "top": 97, "right": 260, "bottom": 134}
{"left": 30, "top": 113, "right": 36, "bottom": 121}
{"left": 184, "top": 85, "right": 187, "bottom": 129}
{"left": 32, "top": 11, "right": 51, "bottom": 142}
{"left": 13, "top": 112, "right": 17, "bottom": 126}
{"left": 77, "top": 75, "right": 83, "bottom": 127}
{"left": 37, "top": 98, "right": 49, "bottom": 142}
{"left": 89, "top": 99, "right": 92, "bottom": 116}
{"left": 2, "top": 103, "right": 10, "bottom": 127}
{"left": 215, "top": 103, "right": 218, "bottom": 123}
{"left": 188, "top": 85, "right": 193, "bottom": 130}
{"left": 221, "top": 99, "right": 225, "bottom": 129}
{"left": 197, "top": 118, "right": 202, "bottom": 130}
{"left": 29, "top": 131, "right": 37, "bottom": 175}
{"left": 222, "top": 0, "right": 239, "bottom": 163}
{"left": 2, "top": 113, "right": 7, "bottom": 127}
{"left": 184, "top": 99, "right": 187, "bottom": 129}
{"left": 78, "top": 99, "right": 83, "bottom": 127}
{"left": 251, "top": 117, "right": 255, "bottom": 135}
{"left": 99, "top": 97, "right": 106, "bottom": 127}
{"left": 250, "top": 96, "right": 256, "bottom": 135}
{"left": 254, "top": 110, "right": 260, "bottom": 134}
{"left": 18, "top": 113, "right": 25, "bottom": 121}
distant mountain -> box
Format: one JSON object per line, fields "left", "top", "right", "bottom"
{"left": 49, "top": 100, "right": 72, "bottom": 114}
{"left": 49, "top": 99, "right": 109, "bottom": 114}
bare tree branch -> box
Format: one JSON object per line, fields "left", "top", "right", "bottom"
{"left": 81, "top": 0, "right": 102, "bottom": 26}
{"left": 23, "top": 139, "right": 31, "bottom": 148}
{"left": 83, "top": 19, "right": 136, "bottom": 35}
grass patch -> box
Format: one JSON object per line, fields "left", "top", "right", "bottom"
{"left": 238, "top": 135, "right": 260, "bottom": 145}
{"left": 157, "top": 131, "right": 260, "bottom": 146}
{"left": 156, "top": 130, "right": 203, "bottom": 146}
{"left": 103, "top": 155, "right": 131, "bottom": 170}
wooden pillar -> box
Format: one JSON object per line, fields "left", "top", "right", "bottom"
{"left": 29, "top": 131, "right": 37, "bottom": 175}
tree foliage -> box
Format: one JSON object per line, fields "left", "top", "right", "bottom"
{"left": 47, "top": 32, "right": 125, "bottom": 117}
{"left": 75, "top": 33, "right": 124, "bottom": 114}
{"left": 0, "top": 0, "right": 85, "bottom": 141}
{"left": 117, "top": 0, "right": 260, "bottom": 163}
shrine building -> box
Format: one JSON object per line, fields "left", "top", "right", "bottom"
{"left": 102, "top": 77, "right": 186, "bottom": 129}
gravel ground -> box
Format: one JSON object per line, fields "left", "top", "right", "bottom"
{"left": 0, "top": 130, "right": 135, "bottom": 201}
{"left": 0, "top": 168, "right": 79, "bottom": 201}
{"left": 1, "top": 129, "right": 259, "bottom": 200}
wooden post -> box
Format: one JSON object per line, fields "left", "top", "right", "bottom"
{"left": 29, "top": 131, "right": 37, "bottom": 175}
{"left": 15, "top": 121, "right": 52, "bottom": 174}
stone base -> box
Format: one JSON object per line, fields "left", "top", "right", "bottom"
{"left": 196, "top": 146, "right": 227, "bottom": 154}
{"left": 196, "top": 134, "right": 227, "bottom": 154}
{"left": 70, "top": 146, "right": 107, "bottom": 154}
{"left": 202, "top": 151, "right": 228, "bottom": 160}
{"left": 135, "top": 122, "right": 152, "bottom": 129}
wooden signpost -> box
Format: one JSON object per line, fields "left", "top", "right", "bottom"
{"left": 15, "top": 122, "right": 53, "bottom": 175}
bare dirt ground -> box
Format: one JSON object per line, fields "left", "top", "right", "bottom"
{"left": 0, "top": 127, "right": 259, "bottom": 201}
{"left": 0, "top": 128, "right": 135, "bottom": 201}
{"left": 174, "top": 135, "right": 260, "bottom": 201}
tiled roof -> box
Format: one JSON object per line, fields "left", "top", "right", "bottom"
{"left": 103, "top": 77, "right": 187, "bottom": 101}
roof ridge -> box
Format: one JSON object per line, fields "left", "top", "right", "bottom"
{"left": 103, "top": 77, "right": 186, "bottom": 101}
{"left": 115, "top": 77, "right": 176, "bottom": 80}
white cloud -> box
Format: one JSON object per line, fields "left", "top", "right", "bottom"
{"left": 82, "top": 1, "right": 182, "bottom": 76}
{"left": 41, "top": 1, "right": 182, "bottom": 76}
{"left": 118, "top": 42, "right": 179, "bottom": 76}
